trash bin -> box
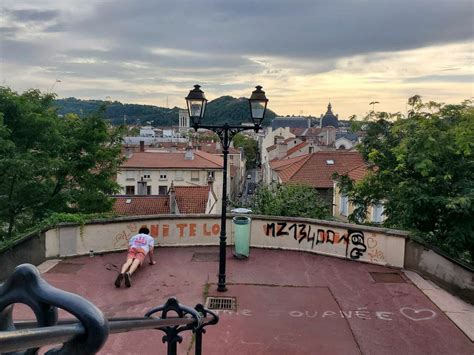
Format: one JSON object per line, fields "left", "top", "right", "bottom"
{"left": 232, "top": 216, "right": 251, "bottom": 259}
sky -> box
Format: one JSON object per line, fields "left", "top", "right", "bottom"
{"left": 1, "top": 0, "right": 473, "bottom": 118}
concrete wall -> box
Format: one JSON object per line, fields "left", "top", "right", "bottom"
{"left": 44, "top": 215, "right": 407, "bottom": 268}
{"left": 0, "top": 232, "right": 46, "bottom": 281}
{"left": 405, "top": 239, "right": 474, "bottom": 304}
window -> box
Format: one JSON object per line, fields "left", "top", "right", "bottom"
{"left": 309, "top": 146, "right": 314, "bottom": 154}
{"left": 191, "top": 171, "right": 199, "bottom": 181}
{"left": 159, "top": 171, "right": 167, "bottom": 180}
{"left": 146, "top": 186, "right": 152, "bottom": 195}
{"left": 125, "top": 171, "right": 135, "bottom": 180}
{"left": 159, "top": 186, "right": 167, "bottom": 195}
{"left": 326, "top": 159, "right": 335, "bottom": 165}
{"left": 339, "top": 194, "right": 348, "bottom": 216}
{"left": 125, "top": 186, "right": 135, "bottom": 195}
{"left": 208, "top": 171, "right": 215, "bottom": 179}
{"left": 372, "top": 203, "right": 385, "bottom": 223}
{"left": 142, "top": 172, "right": 151, "bottom": 179}
{"left": 175, "top": 171, "right": 184, "bottom": 181}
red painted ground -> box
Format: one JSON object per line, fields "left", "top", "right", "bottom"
{"left": 16, "top": 247, "right": 474, "bottom": 354}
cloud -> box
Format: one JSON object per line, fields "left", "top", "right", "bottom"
{"left": 1, "top": 0, "right": 472, "bottom": 116}
{"left": 4, "top": 8, "right": 59, "bottom": 22}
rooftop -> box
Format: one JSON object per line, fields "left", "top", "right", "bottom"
{"left": 113, "top": 185, "right": 211, "bottom": 215}
{"left": 32, "top": 246, "right": 473, "bottom": 354}
{"left": 272, "top": 151, "right": 365, "bottom": 187}
{"left": 121, "top": 150, "right": 223, "bottom": 169}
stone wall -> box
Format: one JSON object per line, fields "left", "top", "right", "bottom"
{"left": 405, "top": 239, "right": 473, "bottom": 304}
{"left": 44, "top": 215, "right": 407, "bottom": 268}
{"left": 0, "top": 232, "right": 46, "bottom": 281}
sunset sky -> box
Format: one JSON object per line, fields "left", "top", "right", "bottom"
{"left": 1, "top": 0, "right": 473, "bottom": 118}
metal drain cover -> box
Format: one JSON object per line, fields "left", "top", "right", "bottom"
{"left": 205, "top": 297, "right": 236, "bottom": 310}
{"left": 370, "top": 272, "right": 405, "bottom": 283}
{"left": 192, "top": 252, "right": 219, "bottom": 262}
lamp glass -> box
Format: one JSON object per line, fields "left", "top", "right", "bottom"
{"left": 250, "top": 100, "right": 266, "bottom": 120}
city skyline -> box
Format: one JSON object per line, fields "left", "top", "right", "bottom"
{"left": 1, "top": 0, "right": 472, "bottom": 118}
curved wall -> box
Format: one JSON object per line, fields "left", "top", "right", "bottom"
{"left": 45, "top": 214, "right": 407, "bottom": 268}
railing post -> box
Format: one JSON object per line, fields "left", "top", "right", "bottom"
{"left": 0, "top": 264, "right": 108, "bottom": 354}
{"left": 194, "top": 304, "right": 219, "bottom": 355}
{"left": 145, "top": 297, "right": 201, "bottom": 355}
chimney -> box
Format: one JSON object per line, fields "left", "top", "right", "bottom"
{"left": 139, "top": 140, "right": 145, "bottom": 152}
{"left": 185, "top": 144, "right": 194, "bottom": 160}
{"left": 169, "top": 182, "right": 178, "bottom": 214}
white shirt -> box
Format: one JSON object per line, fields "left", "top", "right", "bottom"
{"left": 128, "top": 233, "right": 155, "bottom": 254}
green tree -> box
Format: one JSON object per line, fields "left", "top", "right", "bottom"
{"left": 251, "top": 183, "right": 331, "bottom": 219}
{"left": 233, "top": 133, "right": 258, "bottom": 168}
{"left": 337, "top": 97, "right": 474, "bottom": 263}
{"left": 0, "top": 88, "right": 125, "bottom": 241}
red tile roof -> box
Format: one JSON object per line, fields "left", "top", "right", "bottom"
{"left": 175, "top": 186, "right": 210, "bottom": 213}
{"left": 270, "top": 154, "right": 311, "bottom": 170}
{"left": 266, "top": 144, "right": 277, "bottom": 152}
{"left": 286, "top": 142, "right": 308, "bottom": 156}
{"left": 346, "top": 164, "right": 368, "bottom": 182}
{"left": 121, "top": 150, "right": 223, "bottom": 169}
{"left": 113, "top": 196, "right": 170, "bottom": 216}
{"left": 277, "top": 151, "right": 364, "bottom": 188}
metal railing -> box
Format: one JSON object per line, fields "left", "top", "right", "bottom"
{"left": 0, "top": 264, "right": 218, "bottom": 354}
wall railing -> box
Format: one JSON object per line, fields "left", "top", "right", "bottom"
{"left": 0, "top": 264, "right": 219, "bottom": 354}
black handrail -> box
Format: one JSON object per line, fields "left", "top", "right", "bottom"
{"left": 0, "top": 264, "right": 219, "bottom": 354}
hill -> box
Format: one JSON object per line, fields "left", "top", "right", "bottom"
{"left": 54, "top": 96, "right": 277, "bottom": 127}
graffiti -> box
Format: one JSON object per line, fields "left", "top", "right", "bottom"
{"left": 399, "top": 307, "right": 437, "bottom": 321}
{"left": 265, "top": 223, "right": 348, "bottom": 245}
{"left": 216, "top": 307, "right": 436, "bottom": 322}
{"left": 348, "top": 229, "right": 366, "bottom": 260}
{"left": 114, "top": 222, "right": 221, "bottom": 247}
{"left": 264, "top": 222, "right": 367, "bottom": 260}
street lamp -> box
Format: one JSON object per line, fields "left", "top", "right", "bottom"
{"left": 186, "top": 84, "right": 268, "bottom": 292}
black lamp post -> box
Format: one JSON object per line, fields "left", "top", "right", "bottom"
{"left": 186, "top": 84, "right": 268, "bottom": 292}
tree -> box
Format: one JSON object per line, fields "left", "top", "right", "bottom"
{"left": 233, "top": 133, "right": 258, "bottom": 168}
{"left": 250, "top": 183, "right": 331, "bottom": 219}
{"left": 337, "top": 97, "right": 474, "bottom": 263}
{"left": 0, "top": 88, "right": 125, "bottom": 241}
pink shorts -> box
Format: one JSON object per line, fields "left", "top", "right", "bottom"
{"left": 127, "top": 247, "right": 146, "bottom": 264}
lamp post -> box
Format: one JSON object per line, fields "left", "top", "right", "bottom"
{"left": 186, "top": 85, "right": 268, "bottom": 292}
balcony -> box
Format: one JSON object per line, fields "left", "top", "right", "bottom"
{"left": 1, "top": 215, "right": 473, "bottom": 354}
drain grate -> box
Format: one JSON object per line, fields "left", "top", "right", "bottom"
{"left": 205, "top": 297, "right": 236, "bottom": 310}
{"left": 192, "top": 252, "right": 219, "bottom": 262}
{"left": 370, "top": 272, "right": 405, "bottom": 283}
{"left": 48, "top": 262, "right": 84, "bottom": 274}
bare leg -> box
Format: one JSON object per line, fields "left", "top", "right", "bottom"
{"left": 121, "top": 258, "right": 134, "bottom": 274}
{"left": 128, "top": 259, "right": 141, "bottom": 275}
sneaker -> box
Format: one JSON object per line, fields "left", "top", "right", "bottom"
{"left": 124, "top": 272, "right": 132, "bottom": 287}
{"left": 114, "top": 273, "right": 124, "bottom": 288}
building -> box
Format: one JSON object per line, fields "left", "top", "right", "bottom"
{"left": 260, "top": 127, "right": 295, "bottom": 184}
{"left": 333, "top": 164, "right": 385, "bottom": 223}
{"left": 271, "top": 116, "right": 311, "bottom": 130}
{"left": 268, "top": 151, "right": 364, "bottom": 204}
{"left": 116, "top": 147, "right": 224, "bottom": 212}
{"left": 335, "top": 132, "right": 359, "bottom": 150}
{"left": 112, "top": 185, "right": 217, "bottom": 215}
{"left": 320, "top": 103, "right": 339, "bottom": 128}
{"left": 178, "top": 109, "right": 190, "bottom": 131}
{"left": 197, "top": 141, "right": 246, "bottom": 200}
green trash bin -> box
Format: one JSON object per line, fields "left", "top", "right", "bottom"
{"left": 233, "top": 216, "right": 251, "bottom": 259}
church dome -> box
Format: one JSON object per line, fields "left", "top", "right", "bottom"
{"left": 320, "top": 103, "right": 339, "bottom": 128}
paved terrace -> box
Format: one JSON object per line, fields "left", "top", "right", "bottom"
{"left": 32, "top": 246, "right": 473, "bottom": 355}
